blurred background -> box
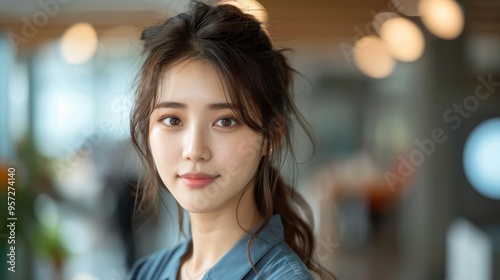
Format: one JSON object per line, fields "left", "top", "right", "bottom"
{"left": 1, "top": 0, "right": 499, "bottom": 279}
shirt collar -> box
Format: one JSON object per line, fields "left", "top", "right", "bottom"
{"left": 204, "top": 213, "right": 284, "bottom": 280}
{"left": 162, "top": 213, "right": 285, "bottom": 280}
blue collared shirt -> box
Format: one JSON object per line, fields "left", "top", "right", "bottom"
{"left": 127, "top": 214, "right": 315, "bottom": 279}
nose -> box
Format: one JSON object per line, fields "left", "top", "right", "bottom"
{"left": 182, "top": 123, "right": 211, "bottom": 162}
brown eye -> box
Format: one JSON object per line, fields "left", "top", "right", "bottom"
{"left": 162, "top": 116, "right": 182, "bottom": 126}
{"left": 215, "top": 117, "right": 237, "bottom": 127}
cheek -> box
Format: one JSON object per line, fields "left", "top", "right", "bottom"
{"left": 217, "top": 134, "right": 263, "bottom": 175}
{"left": 149, "top": 129, "right": 176, "bottom": 171}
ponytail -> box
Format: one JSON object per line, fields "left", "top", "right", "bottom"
{"left": 245, "top": 157, "right": 337, "bottom": 279}
{"left": 241, "top": 34, "right": 337, "bottom": 280}
{"left": 130, "top": 2, "right": 336, "bottom": 278}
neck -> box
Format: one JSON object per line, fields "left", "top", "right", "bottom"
{"left": 186, "top": 185, "right": 264, "bottom": 273}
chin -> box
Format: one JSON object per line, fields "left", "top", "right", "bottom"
{"left": 176, "top": 194, "right": 221, "bottom": 213}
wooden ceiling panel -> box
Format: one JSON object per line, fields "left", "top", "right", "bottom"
{"left": 0, "top": 0, "right": 498, "bottom": 52}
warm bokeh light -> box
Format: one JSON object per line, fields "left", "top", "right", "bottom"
{"left": 60, "top": 22, "right": 98, "bottom": 64}
{"left": 419, "top": 0, "right": 464, "bottom": 40}
{"left": 353, "top": 36, "right": 396, "bottom": 78}
{"left": 373, "top": 12, "right": 399, "bottom": 34}
{"left": 380, "top": 17, "right": 425, "bottom": 62}
{"left": 463, "top": 118, "right": 500, "bottom": 199}
{"left": 219, "top": 0, "right": 268, "bottom": 27}
{"left": 1, "top": 1, "right": 498, "bottom": 279}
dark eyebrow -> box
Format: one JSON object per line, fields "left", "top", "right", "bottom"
{"left": 154, "top": 102, "right": 185, "bottom": 109}
{"left": 208, "top": 102, "right": 235, "bottom": 110}
{"left": 154, "top": 102, "right": 234, "bottom": 110}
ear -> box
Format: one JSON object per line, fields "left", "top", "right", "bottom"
{"left": 263, "top": 147, "right": 274, "bottom": 157}
{"left": 261, "top": 128, "right": 285, "bottom": 157}
{"left": 261, "top": 139, "right": 269, "bottom": 157}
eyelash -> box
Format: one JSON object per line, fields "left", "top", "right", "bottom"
{"left": 158, "top": 114, "right": 239, "bottom": 128}
{"left": 158, "top": 114, "right": 181, "bottom": 126}
{"left": 214, "top": 115, "right": 239, "bottom": 127}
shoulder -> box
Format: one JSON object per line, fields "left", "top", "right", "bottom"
{"left": 127, "top": 241, "right": 187, "bottom": 280}
{"left": 252, "top": 241, "right": 315, "bottom": 280}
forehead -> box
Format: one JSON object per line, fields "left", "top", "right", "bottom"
{"left": 157, "top": 59, "right": 230, "bottom": 104}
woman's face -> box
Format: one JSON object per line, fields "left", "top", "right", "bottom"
{"left": 149, "top": 59, "right": 265, "bottom": 213}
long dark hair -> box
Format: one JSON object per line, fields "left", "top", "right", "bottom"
{"left": 130, "top": 1, "right": 335, "bottom": 279}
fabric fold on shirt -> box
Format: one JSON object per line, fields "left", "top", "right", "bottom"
{"left": 127, "top": 213, "right": 315, "bottom": 280}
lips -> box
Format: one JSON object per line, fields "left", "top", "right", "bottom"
{"left": 179, "top": 173, "right": 219, "bottom": 188}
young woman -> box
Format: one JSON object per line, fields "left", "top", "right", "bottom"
{"left": 128, "top": 1, "right": 336, "bottom": 279}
